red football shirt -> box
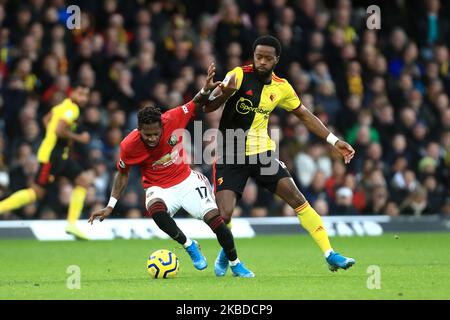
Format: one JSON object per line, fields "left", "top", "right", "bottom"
{"left": 117, "top": 101, "right": 196, "bottom": 189}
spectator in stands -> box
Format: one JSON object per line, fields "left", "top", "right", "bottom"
{"left": 417, "top": 0, "right": 450, "bottom": 48}
{"left": 304, "top": 170, "right": 330, "bottom": 205}
{"left": 364, "top": 186, "right": 389, "bottom": 215}
{"left": 313, "top": 198, "right": 329, "bottom": 216}
{"left": 333, "top": 186, "right": 357, "bottom": 215}
{"left": 294, "top": 142, "right": 332, "bottom": 188}
{"left": 399, "top": 186, "right": 430, "bottom": 216}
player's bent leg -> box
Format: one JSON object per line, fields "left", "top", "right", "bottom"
{"left": 206, "top": 213, "right": 231, "bottom": 276}
{"left": 31, "top": 184, "right": 47, "bottom": 200}
{"left": 212, "top": 191, "right": 256, "bottom": 277}
{"left": 148, "top": 200, "right": 207, "bottom": 270}
{"left": 147, "top": 199, "right": 188, "bottom": 245}
{"left": 73, "top": 170, "right": 93, "bottom": 189}
{"left": 203, "top": 209, "right": 253, "bottom": 277}
{"left": 0, "top": 184, "right": 43, "bottom": 214}
{"left": 275, "top": 177, "right": 355, "bottom": 271}
{"left": 65, "top": 171, "right": 92, "bottom": 240}
{"left": 215, "top": 190, "right": 237, "bottom": 225}
{"left": 0, "top": 189, "right": 36, "bottom": 214}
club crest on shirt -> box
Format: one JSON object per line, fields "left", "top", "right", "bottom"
{"left": 168, "top": 134, "right": 178, "bottom": 146}
{"left": 152, "top": 148, "right": 180, "bottom": 169}
{"left": 270, "top": 93, "right": 276, "bottom": 102}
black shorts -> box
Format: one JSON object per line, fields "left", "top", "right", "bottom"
{"left": 213, "top": 151, "right": 291, "bottom": 197}
{"left": 34, "top": 157, "right": 83, "bottom": 187}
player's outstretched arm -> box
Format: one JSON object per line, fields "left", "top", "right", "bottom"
{"left": 88, "top": 171, "right": 129, "bottom": 224}
{"left": 292, "top": 104, "right": 355, "bottom": 164}
{"left": 191, "top": 62, "right": 223, "bottom": 109}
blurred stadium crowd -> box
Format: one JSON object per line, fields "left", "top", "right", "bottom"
{"left": 0, "top": 0, "right": 449, "bottom": 220}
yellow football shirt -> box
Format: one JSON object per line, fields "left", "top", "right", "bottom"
{"left": 219, "top": 65, "right": 301, "bottom": 156}
{"left": 37, "top": 98, "right": 80, "bottom": 163}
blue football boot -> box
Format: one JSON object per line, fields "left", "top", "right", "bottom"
{"left": 214, "top": 249, "right": 229, "bottom": 277}
{"left": 185, "top": 240, "right": 207, "bottom": 270}
{"left": 230, "top": 262, "right": 255, "bottom": 278}
{"left": 326, "top": 252, "right": 355, "bottom": 272}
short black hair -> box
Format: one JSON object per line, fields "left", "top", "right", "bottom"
{"left": 252, "top": 35, "right": 282, "bottom": 56}
{"left": 72, "top": 81, "right": 89, "bottom": 90}
{"left": 138, "top": 106, "right": 162, "bottom": 128}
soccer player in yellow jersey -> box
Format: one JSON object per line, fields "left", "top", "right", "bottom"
{"left": 0, "top": 85, "right": 93, "bottom": 240}
{"left": 204, "top": 36, "right": 356, "bottom": 276}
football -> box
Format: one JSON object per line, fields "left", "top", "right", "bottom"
{"left": 147, "top": 249, "right": 179, "bottom": 279}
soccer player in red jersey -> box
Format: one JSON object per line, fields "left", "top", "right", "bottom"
{"left": 88, "top": 63, "right": 254, "bottom": 277}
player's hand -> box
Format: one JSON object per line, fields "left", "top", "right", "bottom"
{"left": 203, "top": 62, "right": 222, "bottom": 92}
{"left": 78, "top": 132, "right": 91, "bottom": 144}
{"left": 334, "top": 140, "right": 355, "bottom": 164}
{"left": 88, "top": 206, "right": 113, "bottom": 225}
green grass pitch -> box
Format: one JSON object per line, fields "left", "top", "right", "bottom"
{"left": 1, "top": 233, "right": 449, "bottom": 300}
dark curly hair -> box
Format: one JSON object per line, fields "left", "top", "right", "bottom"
{"left": 252, "top": 35, "right": 281, "bottom": 56}
{"left": 137, "top": 106, "right": 162, "bottom": 128}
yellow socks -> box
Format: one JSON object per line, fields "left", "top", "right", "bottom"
{"left": 67, "top": 186, "right": 87, "bottom": 225}
{"left": 0, "top": 185, "right": 87, "bottom": 226}
{"left": 296, "top": 202, "right": 332, "bottom": 255}
{"left": 0, "top": 188, "right": 37, "bottom": 214}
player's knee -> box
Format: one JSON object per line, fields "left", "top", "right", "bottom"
{"left": 31, "top": 185, "right": 46, "bottom": 200}
{"left": 217, "top": 201, "right": 234, "bottom": 219}
{"left": 215, "top": 191, "right": 236, "bottom": 221}
{"left": 291, "top": 198, "right": 306, "bottom": 209}
{"left": 218, "top": 208, "right": 233, "bottom": 225}
{"left": 285, "top": 190, "right": 306, "bottom": 209}
{"left": 222, "top": 214, "right": 232, "bottom": 225}
{"left": 145, "top": 199, "right": 167, "bottom": 218}
{"left": 75, "top": 171, "right": 94, "bottom": 188}
{"left": 220, "top": 211, "right": 233, "bottom": 224}
{"left": 205, "top": 213, "right": 225, "bottom": 232}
